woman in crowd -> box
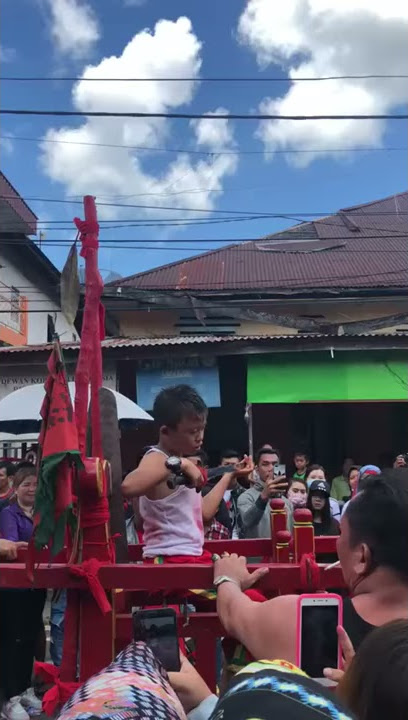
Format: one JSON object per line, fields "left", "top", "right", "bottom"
{"left": 53, "top": 640, "right": 353, "bottom": 720}
{"left": 347, "top": 465, "right": 360, "bottom": 499}
{"left": 305, "top": 465, "right": 340, "bottom": 519}
{"left": 0, "top": 460, "right": 16, "bottom": 512}
{"left": 306, "top": 479, "right": 340, "bottom": 537}
{"left": 325, "top": 619, "right": 408, "bottom": 720}
{"left": 287, "top": 477, "right": 307, "bottom": 510}
{"left": 0, "top": 466, "right": 45, "bottom": 720}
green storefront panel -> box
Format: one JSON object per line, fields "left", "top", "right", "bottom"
{"left": 247, "top": 352, "right": 408, "bottom": 403}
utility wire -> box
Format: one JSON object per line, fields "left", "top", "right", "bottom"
{"left": 2, "top": 133, "right": 405, "bottom": 158}
{"left": 2, "top": 194, "right": 408, "bottom": 218}
{"left": 1, "top": 74, "right": 407, "bottom": 82}
{"left": 2, "top": 109, "right": 407, "bottom": 120}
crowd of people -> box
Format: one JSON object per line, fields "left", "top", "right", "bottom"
{"left": 1, "top": 383, "right": 408, "bottom": 719}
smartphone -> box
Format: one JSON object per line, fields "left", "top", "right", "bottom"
{"left": 274, "top": 463, "right": 286, "bottom": 477}
{"left": 133, "top": 608, "right": 180, "bottom": 672}
{"left": 296, "top": 594, "right": 342, "bottom": 682}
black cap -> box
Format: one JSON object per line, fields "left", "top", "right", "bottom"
{"left": 309, "top": 480, "right": 330, "bottom": 496}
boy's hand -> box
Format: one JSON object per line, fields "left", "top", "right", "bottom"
{"left": 234, "top": 455, "right": 254, "bottom": 478}
{"left": 180, "top": 458, "right": 205, "bottom": 488}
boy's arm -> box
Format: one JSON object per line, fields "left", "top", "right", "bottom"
{"left": 122, "top": 452, "right": 169, "bottom": 498}
{"left": 202, "top": 473, "right": 234, "bottom": 524}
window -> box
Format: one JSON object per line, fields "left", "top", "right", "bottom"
{"left": 174, "top": 313, "right": 240, "bottom": 336}
{"left": 10, "top": 287, "right": 20, "bottom": 325}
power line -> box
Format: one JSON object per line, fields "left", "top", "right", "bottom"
{"left": 2, "top": 109, "right": 408, "bottom": 121}
{"left": 4, "top": 133, "right": 404, "bottom": 158}
{"left": 1, "top": 74, "right": 407, "bottom": 82}
{"left": 3, "top": 194, "right": 408, "bottom": 218}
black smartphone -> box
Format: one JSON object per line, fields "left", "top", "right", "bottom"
{"left": 297, "top": 595, "right": 342, "bottom": 683}
{"left": 133, "top": 608, "right": 180, "bottom": 672}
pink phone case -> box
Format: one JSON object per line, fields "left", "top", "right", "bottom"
{"left": 296, "top": 593, "right": 343, "bottom": 671}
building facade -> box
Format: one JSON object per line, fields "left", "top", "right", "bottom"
{"left": 0, "top": 172, "right": 78, "bottom": 346}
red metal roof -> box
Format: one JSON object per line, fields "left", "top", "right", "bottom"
{"left": 0, "top": 172, "right": 37, "bottom": 236}
{"left": 110, "top": 191, "right": 408, "bottom": 293}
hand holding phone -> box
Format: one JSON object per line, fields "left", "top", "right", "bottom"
{"left": 296, "top": 594, "right": 343, "bottom": 683}
{"left": 133, "top": 608, "right": 181, "bottom": 672}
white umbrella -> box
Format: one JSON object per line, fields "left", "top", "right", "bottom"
{"left": 0, "top": 382, "right": 152, "bottom": 434}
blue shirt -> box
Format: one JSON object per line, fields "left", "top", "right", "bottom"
{"left": 0, "top": 502, "right": 33, "bottom": 542}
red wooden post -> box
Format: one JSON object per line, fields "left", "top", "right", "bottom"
{"left": 275, "top": 530, "right": 291, "bottom": 564}
{"left": 293, "top": 508, "right": 315, "bottom": 563}
{"left": 270, "top": 498, "right": 287, "bottom": 561}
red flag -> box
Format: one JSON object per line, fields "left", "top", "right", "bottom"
{"left": 34, "top": 341, "right": 83, "bottom": 554}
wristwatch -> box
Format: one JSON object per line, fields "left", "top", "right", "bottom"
{"left": 165, "top": 456, "right": 182, "bottom": 474}
{"left": 213, "top": 575, "right": 240, "bottom": 590}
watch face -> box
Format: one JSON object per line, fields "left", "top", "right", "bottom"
{"left": 166, "top": 456, "right": 181, "bottom": 471}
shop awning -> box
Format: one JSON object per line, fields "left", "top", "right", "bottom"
{"left": 247, "top": 352, "right": 408, "bottom": 403}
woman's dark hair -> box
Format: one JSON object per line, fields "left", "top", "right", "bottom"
{"left": 288, "top": 477, "right": 307, "bottom": 490}
{"left": 153, "top": 385, "right": 207, "bottom": 428}
{"left": 305, "top": 464, "right": 325, "bottom": 481}
{"left": 307, "top": 482, "right": 331, "bottom": 528}
{"left": 346, "top": 469, "right": 408, "bottom": 581}
{"left": 339, "top": 619, "right": 408, "bottom": 720}
{"left": 347, "top": 465, "right": 360, "bottom": 482}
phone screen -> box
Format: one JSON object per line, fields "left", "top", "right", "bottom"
{"left": 300, "top": 603, "right": 339, "bottom": 678}
{"left": 274, "top": 464, "right": 286, "bottom": 477}
{"left": 133, "top": 609, "right": 180, "bottom": 672}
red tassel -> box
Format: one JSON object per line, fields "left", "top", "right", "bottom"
{"left": 299, "top": 553, "right": 321, "bottom": 592}
{"left": 69, "top": 558, "right": 111, "bottom": 614}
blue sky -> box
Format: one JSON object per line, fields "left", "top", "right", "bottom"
{"left": 1, "top": 0, "right": 407, "bottom": 279}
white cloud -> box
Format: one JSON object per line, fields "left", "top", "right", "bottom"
{"left": 40, "top": 18, "right": 238, "bottom": 219}
{"left": 0, "top": 136, "right": 14, "bottom": 155}
{"left": 0, "top": 45, "right": 17, "bottom": 63}
{"left": 238, "top": 0, "right": 408, "bottom": 165}
{"left": 45, "top": 0, "right": 100, "bottom": 59}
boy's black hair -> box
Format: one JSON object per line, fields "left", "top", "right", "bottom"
{"left": 153, "top": 384, "right": 207, "bottom": 429}
{"left": 0, "top": 460, "right": 16, "bottom": 476}
{"left": 294, "top": 450, "right": 309, "bottom": 459}
{"left": 220, "top": 448, "right": 241, "bottom": 461}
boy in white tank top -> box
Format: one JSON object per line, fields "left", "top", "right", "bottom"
{"left": 122, "top": 385, "right": 253, "bottom": 560}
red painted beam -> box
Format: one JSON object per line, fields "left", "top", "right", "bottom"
{"left": 15, "top": 537, "right": 338, "bottom": 565}
{"left": 126, "top": 536, "right": 338, "bottom": 562}
{"left": 0, "top": 562, "right": 345, "bottom": 592}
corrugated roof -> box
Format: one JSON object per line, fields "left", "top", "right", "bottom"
{"left": 1, "top": 332, "right": 407, "bottom": 354}
{"left": 109, "top": 191, "right": 408, "bottom": 292}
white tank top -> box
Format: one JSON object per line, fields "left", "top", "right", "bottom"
{"left": 139, "top": 447, "right": 204, "bottom": 558}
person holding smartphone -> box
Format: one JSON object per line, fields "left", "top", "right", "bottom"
{"left": 237, "top": 447, "right": 289, "bottom": 541}
{"left": 214, "top": 469, "right": 408, "bottom": 667}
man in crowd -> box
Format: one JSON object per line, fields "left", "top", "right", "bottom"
{"left": 214, "top": 469, "right": 408, "bottom": 664}
{"left": 330, "top": 457, "right": 355, "bottom": 502}
{"left": 237, "top": 447, "right": 289, "bottom": 539}
{"left": 292, "top": 451, "right": 309, "bottom": 480}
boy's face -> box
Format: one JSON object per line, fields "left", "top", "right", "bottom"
{"left": 164, "top": 413, "right": 207, "bottom": 456}
{"left": 294, "top": 454, "right": 307, "bottom": 472}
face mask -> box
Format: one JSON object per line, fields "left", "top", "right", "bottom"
{"left": 288, "top": 490, "right": 306, "bottom": 507}
{"left": 306, "top": 478, "right": 314, "bottom": 490}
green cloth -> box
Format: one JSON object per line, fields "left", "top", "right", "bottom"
{"left": 330, "top": 475, "right": 351, "bottom": 502}
{"left": 293, "top": 471, "right": 306, "bottom": 480}
{"left": 247, "top": 351, "right": 408, "bottom": 403}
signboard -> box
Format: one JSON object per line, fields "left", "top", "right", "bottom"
{"left": 0, "top": 362, "right": 116, "bottom": 401}
{"left": 136, "top": 356, "right": 220, "bottom": 410}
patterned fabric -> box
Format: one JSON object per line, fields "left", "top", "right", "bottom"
{"left": 205, "top": 520, "right": 230, "bottom": 541}
{"left": 57, "top": 642, "right": 186, "bottom": 720}
{"left": 210, "top": 660, "right": 355, "bottom": 720}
